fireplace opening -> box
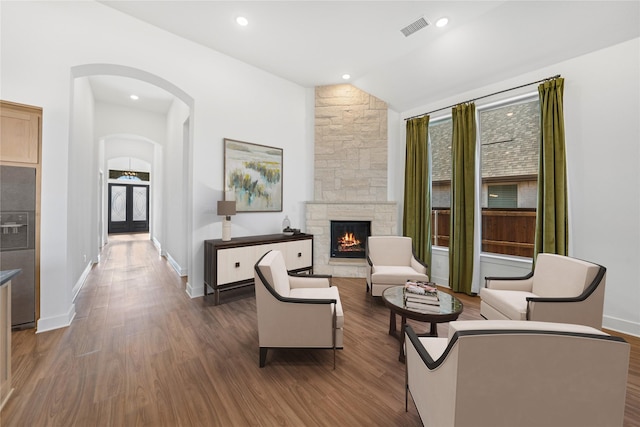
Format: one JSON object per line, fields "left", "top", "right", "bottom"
{"left": 330, "top": 220, "right": 371, "bottom": 259}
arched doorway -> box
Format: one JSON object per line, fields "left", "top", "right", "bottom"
{"left": 69, "top": 64, "right": 194, "bottom": 283}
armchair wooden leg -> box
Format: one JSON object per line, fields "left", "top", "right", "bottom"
{"left": 405, "top": 355, "right": 409, "bottom": 412}
{"left": 333, "top": 346, "right": 336, "bottom": 370}
{"left": 332, "top": 311, "right": 337, "bottom": 370}
{"left": 259, "top": 347, "right": 268, "bottom": 367}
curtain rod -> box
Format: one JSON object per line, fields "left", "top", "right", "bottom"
{"left": 404, "top": 74, "right": 561, "bottom": 121}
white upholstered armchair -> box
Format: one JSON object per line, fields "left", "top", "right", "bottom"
{"left": 480, "top": 253, "right": 606, "bottom": 329}
{"left": 405, "top": 320, "right": 630, "bottom": 427}
{"left": 366, "top": 236, "right": 429, "bottom": 296}
{"left": 254, "top": 250, "right": 344, "bottom": 368}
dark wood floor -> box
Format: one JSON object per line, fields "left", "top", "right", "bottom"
{"left": 1, "top": 235, "right": 639, "bottom": 426}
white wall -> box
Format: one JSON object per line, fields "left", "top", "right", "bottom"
{"left": 95, "top": 102, "right": 167, "bottom": 145}
{"left": 392, "top": 38, "right": 640, "bottom": 337}
{"left": 108, "top": 156, "right": 152, "bottom": 173}
{"left": 67, "top": 76, "right": 97, "bottom": 315}
{"left": 1, "top": 1, "right": 312, "bottom": 331}
{"left": 163, "top": 99, "right": 191, "bottom": 275}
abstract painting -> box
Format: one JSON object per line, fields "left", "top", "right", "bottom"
{"left": 224, "top": 138, "right": 283, "bottom": 212}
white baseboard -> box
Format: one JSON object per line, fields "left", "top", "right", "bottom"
{"left": 166, "top": 252, "right": 187, "bottom": 277}
{"left": 37, "top": 303, "right": 75, "bottom": 333}
{"left": 186, "top": 279, "right": 203, "bottom": 298}
{"left": 72, "top": 261, "right": 94, "bottom": 302}
{"left": 152, "top": 236, "right": 163, "bottom": 254}
{"left": 431, "top": 275, "right": 449, "bottom": 287}
{"left": 603, "top": 315, "right": 640, "bottom": 338}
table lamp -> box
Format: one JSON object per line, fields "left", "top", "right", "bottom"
{"left": 217, "top": 200, "right": 236, "bottom": 241}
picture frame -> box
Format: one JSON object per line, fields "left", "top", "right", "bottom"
{"left": 224, "top": 138, "right": 283, "bottom": 212}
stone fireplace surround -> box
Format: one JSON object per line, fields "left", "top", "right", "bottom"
{"left": 305, "top": 202, "right": 397, "bottom": 277}
{"left": 306, "top": 84, "right": 397, "bottom": 278}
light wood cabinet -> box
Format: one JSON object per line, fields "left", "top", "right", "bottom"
{"left": 0, "top": 102, "right": 41, "bottom": 164}
{"left": 0, "top": 269, "right": 20, "bottom": 411}
{"left": 204, "top": 233, "right": 313, "bottom": 305}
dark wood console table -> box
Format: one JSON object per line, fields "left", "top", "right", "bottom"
{"left": 204, "top": 233, "right": 313, "bottom": 305}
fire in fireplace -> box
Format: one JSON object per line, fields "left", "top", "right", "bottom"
{"left": 330, "top": 220, "right": 371, "bottom": 259}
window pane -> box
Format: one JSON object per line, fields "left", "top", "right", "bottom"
{"left": 429, "top": 118, "right": 452, "bottom": 247}
{"left": 480, "top": 98, "right": 539, "bottom": 258}
{"left": 488, "top": 184, "right": 517, "bottom": 208}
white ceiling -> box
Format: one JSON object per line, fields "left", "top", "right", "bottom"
{"left": 88, "top": 75, "right": 176, "bottom": 114}
{"left": 94, "top": 0, "right": 640, "bottom": 113}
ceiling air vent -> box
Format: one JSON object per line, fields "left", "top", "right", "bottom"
{"left": 400, "top": 17, "right": 429, "bottom": 37}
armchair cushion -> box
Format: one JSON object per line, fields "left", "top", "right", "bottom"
{"left": 478, "top": 290, "right": 536, "bottom": 321}
{"left": 289, "top": 275, "right": 331, "bottom": 289}
{"left": 371, "top": 266, "right": 429, "bottom": 284}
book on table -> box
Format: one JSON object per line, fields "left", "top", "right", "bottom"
{"left": 405, "top": 294, "right": 440, "bottom": 306}
{"left": 404, "top": 280, "right": 439, "bottom": 302}
{"left": 405, "top": 300, "right": 441, "bottom": 312}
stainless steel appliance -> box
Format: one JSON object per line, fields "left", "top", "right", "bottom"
{"left": 0, "top": 165, "right": 36, "bottom": 329}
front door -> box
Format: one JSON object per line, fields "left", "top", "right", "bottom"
{"left": 108, "top": 184, "right": 149, "bottom": 233}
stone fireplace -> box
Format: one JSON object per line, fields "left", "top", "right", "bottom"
{"left": 305, "top": 84, "right": 398, "bottom": 277}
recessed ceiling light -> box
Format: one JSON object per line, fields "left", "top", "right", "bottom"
{"left": 236, "top": 16, "right": 248, "bottom": 26}
{"left": 130, "top": 94, "right": 139, "bottom": 100}
{"left": 342, "top": 74, "right": 351, "bottom": 80}
{"left": 435, "top": 17, "right": 449, "bottom": 28}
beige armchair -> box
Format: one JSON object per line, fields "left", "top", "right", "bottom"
{"left": 366, "top": 236, "right": 429, "bottom": 296}
{"left": 405, "top": 320, "right": 630, "bottom": 427}
{"left": 480, "top": 253, "right": 606, "bottom": 329}
{"left": 254, "top": 250, "right": 344, "bottom": 368}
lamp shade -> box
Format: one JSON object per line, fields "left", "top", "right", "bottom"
{"left": 217, "top": 200, "right": 236, "bottom": 216}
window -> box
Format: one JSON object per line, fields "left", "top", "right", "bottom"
{"left": 429, "top": 118, "right": 452, "bottom": 247}
{"left": 428, "top": 96, "right": 539, "bottom": 258}
{"left": 480, "top": 97, "right": 539, "bottom": 257}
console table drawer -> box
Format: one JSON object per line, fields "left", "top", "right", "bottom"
{"left": 216, "top": 246, "right": 255, "bottom": 285}
{"left": 285, "top": 239, "right": 312, "bottom": 271}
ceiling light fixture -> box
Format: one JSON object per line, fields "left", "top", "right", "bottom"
{"left": 342, "top": 74, "right": 351, "bottom": 80}
{"left": 435, "top": 17, "right": 449, "bottom": 28}
{"left": 130, "top": 94, "right": 139, "bottom": 100}
{"left": 236, "top": 16, "right": 248, "bottom": 26}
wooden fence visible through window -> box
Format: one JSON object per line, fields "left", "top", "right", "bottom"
{"left": 431, "top": 208, "right": 536, "bottom": 258}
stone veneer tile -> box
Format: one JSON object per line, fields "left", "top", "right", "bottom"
{"left": 310, "top": 84, "right": 395, "bottom": 276}
{"left": 314, "top": 84, "right": 387, "bottom": 203}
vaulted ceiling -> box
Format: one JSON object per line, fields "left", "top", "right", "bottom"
{"left": 96, "top": 1, "right": 639, "bottom": 112}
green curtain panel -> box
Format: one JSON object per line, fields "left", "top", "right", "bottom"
{"left": 534, "top": 77, "right": 568, "bottom": 259}
{"left": 449, "top": 103, "right": 476, "bottom": 294}
{"left": 403, "top": 115, "right": 431, "bottom": 274}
